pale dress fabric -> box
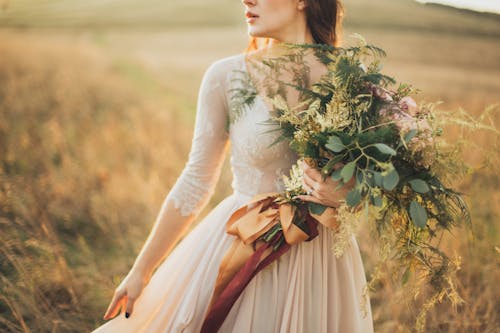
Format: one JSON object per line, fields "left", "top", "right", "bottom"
{"left": 92, "top": 53, "right": 374, "bottom": 333}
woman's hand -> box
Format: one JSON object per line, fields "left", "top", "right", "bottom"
{"left": 103, "top": 267, "right": 150, "bottom": 320}
{"left": 295, "top": 160, "right": 356, "bottom": 208}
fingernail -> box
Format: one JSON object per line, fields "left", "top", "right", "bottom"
{"left": 125, "top": 312, "right": 130, "bottom": 318}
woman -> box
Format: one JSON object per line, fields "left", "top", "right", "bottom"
{"left": 92, "top": 0, "right": 374, "bottom": 332}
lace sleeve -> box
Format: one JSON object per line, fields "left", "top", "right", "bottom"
{"left": 165, "top": 59, "right": 230, "bottom": 217}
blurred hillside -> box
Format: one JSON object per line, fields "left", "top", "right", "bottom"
{"left": 0, "top": 0, "right": 499, "bottom": 332}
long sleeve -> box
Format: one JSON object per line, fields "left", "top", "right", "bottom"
{"left": 165, "top": 59, "right": 230, "bottom": 218}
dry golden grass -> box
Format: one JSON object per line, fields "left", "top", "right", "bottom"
{"left": 0, "top": 1, "right": 499, "bottom": 332}
{"left": 0, "top": 31, "right": 204, "bottom": 332}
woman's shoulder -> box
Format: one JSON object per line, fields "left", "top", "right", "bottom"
{"left": 204, "top": 52, "right": 246, "bottom": 78}
{"left": 212, "top": 52, "right": 246, "bottom": 67}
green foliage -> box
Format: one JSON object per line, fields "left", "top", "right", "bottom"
{"left": 341, "top": 161, "right": 356, "bottom": 183}
{"left": 346, "top": 187, "right": 362, "bottom": 207}
{"left": 374, "top": 143, "right": 397, "bottom": 156}
{"left": 308, "top": 202, "right": 328, "bottom": 215}
{"left": 382, "top": 168, "right": 400, "bottom": 191}
{"left": 325, "top": 135, "right": 345, "bottom": 152}
{"left": 409, "top": 200, "right": 428, "bottom": 228}
{"left": 409, "top": 179, "right": 430, "bottom": 193}
{"left": 227, "top": 69, "right": 258, "bottom": 127}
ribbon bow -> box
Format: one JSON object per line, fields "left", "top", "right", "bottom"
{"left": 200, "top": 192, "right": 339, "bottom": 333}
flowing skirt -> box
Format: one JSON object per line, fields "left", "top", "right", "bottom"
{"left": 91, "top": 191, "right": 374, "bottom": 333}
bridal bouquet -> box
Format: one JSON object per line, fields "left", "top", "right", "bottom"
{"left": 259, "top": 37, "right": 466, "bottom": 327}
{"left": 201, "top": 34, "right": 498, "bottom": 332}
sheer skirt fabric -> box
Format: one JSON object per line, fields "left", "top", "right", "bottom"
{"left": 92, "top": 191, "right": 373, "bottom": 333}
{"left": 92, "top": 52, "right": 374, "bottom": 332}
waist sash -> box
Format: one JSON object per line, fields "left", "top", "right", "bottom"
{"left": 200, "top": 192, "right": 339, "bottom": 332}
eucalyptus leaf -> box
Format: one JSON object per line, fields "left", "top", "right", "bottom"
{"left": 325, "top": 135, "right": 345, "bottom": 153}
{"left": 370, "top": 194, "right": 383, "bottom": 207}
{"left": 409, "top": 179, "right": 430, "bottom": 193}
{"left": 373, "top": 172, "right": 383, "bottom": 187}
{"left": 374, "top": 143, "right": 397, "bottom": 156}
{"left": 309, "top": 202, "right": 328, "bottom": 215}
{"left": 356, "top": 170, "right": 364, "bottom": 185}
{"left": 331, "top": 167, "right": 343, "bottom": 181}
{"left": 382, "top": 168, "right": 399, "bottom": 191}
{"left": 341, "top": 161, "right": 356, "bottom": 183}
{"left": 409, "top": 200, "right": 428, "bottom": 228}
{"left": 346, "top": 188, "right": 361, "bottom": 207}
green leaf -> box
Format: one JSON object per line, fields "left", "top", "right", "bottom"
{"left": 346, "top": 188, "right": 361, "bottom": 207}
{"left": 370, "top": 194, "right": 383, "bottom": 207}
{"left": 325, "top": 135, "right": 345, "bottom": 153}
{"left": 309, "top": 202, "right": 328, "bottom": 215}
{"left": 373, "top": 172, "right": 383, "bottom": 187}
{"left": 262, "top": 223, "right": 282, "bottom": 242}
{"left": 341, "top": 161, "right": 356, "bottom": 183}
{"left": 356, "top": 170, "right": 364, "bottom": 185}
{"left": 374, "top": 143, "right": 397, "bottom": 156}
{"left": 382, "top": 168, "right": 399, "bottom": 191}
{"left": 409, "top": 179, "right": 430, "bottom": 193}
{"left": 409, "top": 200, "right": 428, "bottom": 228}
{"left": 331, "top": 167, "right": 343, "bottom": 181}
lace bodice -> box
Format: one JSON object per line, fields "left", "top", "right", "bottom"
{"left": 166, "top": 53, "right": 298, "bottom": 217}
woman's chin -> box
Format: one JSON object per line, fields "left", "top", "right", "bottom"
{"left": 247, "top": 28, "right": 268, "bottom": 39}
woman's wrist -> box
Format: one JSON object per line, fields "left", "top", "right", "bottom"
{"left": 131, "top": 261, "right": 153, "bottom": 283}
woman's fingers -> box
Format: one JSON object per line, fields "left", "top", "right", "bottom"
{"left": 303, "top": 169, "right": 321, "bottom": 192}
{"left": 125, "top": 296, "right": 136, "bottom": 318}
{"left": 303, "top": 168, "right": 335, "bottom": 195}
{"left": 103, "top": 290, "right": 125, "bottom": 320}
{"left": 302, "top": 162, "right": 322, "bottom": 182}
{"left": 300, "top": 159, "right": 354, "bottom": 208}
{"left": 302, "top": 175, "right": 314, "bottom": 193}
{"left": 295, "top": 194, "right": 323, "bottom": 205}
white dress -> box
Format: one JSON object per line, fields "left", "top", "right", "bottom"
{"left": 91, "top": 52, "right": 374, "bottom": 333}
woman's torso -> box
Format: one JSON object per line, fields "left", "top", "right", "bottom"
{"left": 223, "top": 48, "right": 327, "bottom": 197}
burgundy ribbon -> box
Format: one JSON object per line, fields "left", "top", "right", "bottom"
{"left": 200, "top": 205, "right": 320, "bottom": 333}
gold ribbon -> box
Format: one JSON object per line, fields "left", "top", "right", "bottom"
{"left": 205, "top": 192, "right": 340, "bottom": 313}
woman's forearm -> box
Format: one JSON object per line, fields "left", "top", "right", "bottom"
{"left": 126, "top": 59, "right": 230, "bottom": 284}
{"left": 129, "top": 198, "right": 195, "bottom": 283}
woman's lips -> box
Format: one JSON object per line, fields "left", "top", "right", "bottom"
{"left": 246, "top": 16, "right": 257, "bottom": 23}
{"left": 245, "top": 11, "right": 259, "bottom": 23}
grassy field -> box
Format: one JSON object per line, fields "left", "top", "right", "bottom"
{"left": 0, "top": 0, "right": 499, "bottom": 332}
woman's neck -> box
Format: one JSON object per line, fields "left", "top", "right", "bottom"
{"left": 260, "top": 34, "right": 316, "bottom": 58}
{"left": 268, "top": 32, "right": 315, "bottom": 48}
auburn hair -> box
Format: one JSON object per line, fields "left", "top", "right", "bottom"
{"left": 245, "top": 0, "right": 344, "bottom": 52}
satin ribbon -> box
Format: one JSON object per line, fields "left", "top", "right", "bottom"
{"left": 200, "top": 192, "right": 339, "bottom": 333}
